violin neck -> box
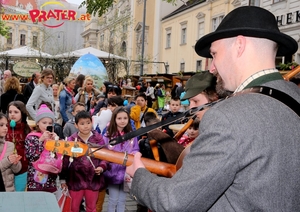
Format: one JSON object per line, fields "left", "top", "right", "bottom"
{"left": 90, "top": 148, "right": 177, "bottom": 178}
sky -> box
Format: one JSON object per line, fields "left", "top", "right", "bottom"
{"left": 67, "top": 0, "right": 84, "bottom": 5}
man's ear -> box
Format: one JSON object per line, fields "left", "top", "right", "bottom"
{"left": 75, "top": 123, "right": 79, "bottom": 129}
{"left": 235, "top": 35, "right": 246, "bottom": 57}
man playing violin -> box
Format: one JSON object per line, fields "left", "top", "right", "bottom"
{"left": 126, "top": 6, "right": 300, "bottom": 212}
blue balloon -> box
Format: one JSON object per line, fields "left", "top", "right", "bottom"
{"left": 10, "top": 120, "right": 16, "bottom": 128}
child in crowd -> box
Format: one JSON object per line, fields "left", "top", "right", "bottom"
{"left": 162, "top": 97, "right": 184, "bottom": 138}
{"left": 124, "top": 95, "right": 135, "bottom": 113}
{"left": 0, "top": 113, "right": 22, "bottom": 192}
{"left": 90, "top": 93, "right": 104, "bottom": 115}
{"left": 103, "top": 107, "right": 139, "bottom": 212}
{"left": 38, "top": 101, "right": 64, "bottom": 139}
{"left": 63, "top": 102, "right": 86, "bottom": 138}
{"left": 177, "top": 118, "right": 200, "bottom": 147}
{"left": 25, "top": 104, "right": 58, "bottom": 192}
{"left": 6, "top": 101, "right": 31, "bottom": 191}
{"left": 60, "top": 111, "right": 108, "bottom": 212}
{"left": 92, "top": 96, "right": 124, "bottom": 134}
{"left": 130, "top": 93, "right": 157, "bottom": 129}
{"left": 92, "top": 84, "right": 121, "bottom": 116}
{"left": 164, "top": 91, "right": 171, "bottom": 110}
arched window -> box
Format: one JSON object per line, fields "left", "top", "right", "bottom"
{"left": 121, "top": 41, "right": 127, "bottom": 53}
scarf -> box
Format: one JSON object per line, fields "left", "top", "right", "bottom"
{"left": 65, "top": 86, "right": 76, "bottom": 104}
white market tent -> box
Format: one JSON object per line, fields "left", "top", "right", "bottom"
{"left": 54, "top": 47, "right": 126, "bottom": 60}
{"left": 0, "top": 46, "right": 53, "bottom": 58}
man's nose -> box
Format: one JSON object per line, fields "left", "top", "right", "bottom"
{"left": 209, "top": 62, "right": 216, "bottom": 73}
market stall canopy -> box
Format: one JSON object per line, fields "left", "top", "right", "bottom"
{"left": 54, "top": 47, "right": 126, "bottom": 60}
{"left": 0, "top": 46, "right": 53, "bottom": 58}
{"left": 152, "top": 76, "right": 172, "bottom": 82}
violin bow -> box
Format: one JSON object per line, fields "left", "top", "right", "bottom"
{"left": 109, "top": 99, "right": 224, "bottom": 146}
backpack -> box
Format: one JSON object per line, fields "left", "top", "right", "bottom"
{"left": 154, "top": 89, "right": 158, "bottom": 98}
{"left": 157, "top": 89, "right": 163, "bottom": 97}
{"left": 28, "top": 132, "right": 63, "bottom": 174}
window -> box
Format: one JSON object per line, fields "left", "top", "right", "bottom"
{"left": 110, "top": 30, "right": 114, "bottom": 38}
{"left": 7, "top": 33, "right": 12, "bottom": 44}
{"left": 196, "top": 60, "right": 202, "bottom": 71}
{"left": 212, "top": 15, "right": 224, "bottom": 31}
{"left": 181, "top": 28, "right": 186, "bottom": 44}
{"left": 121, "top": 41, "right": 126, "bottom": 52}
{"left": 196, "top": 12, "right": 205, "bottom": 40}
{"left": 180, "top": 62, "right": 185, "bottom": 72}
{"left": 180, "top": 21, "right": 187, "bottom": 45}
{"left": 32, "top": 35, "right": 38, "bottom": 47}
{"left": 249, "top": 0, "right": 260, "bottom": 6}
{"left": 123, "top": 24, "right": 127, "bottom": 32}
{"left": 166, "top": 33, "right": 171, "bottom": 48}
{"left": 20, "top": 34, "right": 26, "bottom": 46}
{"left": 100, "top": 34, "right": 104, "bottom": 42}
{"left": 198, "top": 21, "right": 204, "bottom": 39}
{"left": 165, "top": 64, "right": 169, "bottom": 74}
{"left": 273, "top": 0, "right": 284, "bottom": 3}
{"left": 165, "top": 27, "right": 171, "bottom": 48}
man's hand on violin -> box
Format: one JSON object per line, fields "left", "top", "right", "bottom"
{"left": 126, "top": 152, "right": 145, "bottom": 177}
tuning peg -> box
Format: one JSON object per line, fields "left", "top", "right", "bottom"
{"left": 74, "top": 138, "right": 79, "bottom": 148}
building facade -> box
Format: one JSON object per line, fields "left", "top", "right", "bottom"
{"left": 0, "top": 4, "right": 44, "bottom": 51}
{"left": 1, "top": 0, "right": 86, "bottom": 55}
{"left": 81, "top": 0, "right": 183, "bottom": 78}
{"left": 160, "top": 0, "right": 300, "bottom": 74}
{"left": 81, "top": 0, "right": 299, "bottom": 78}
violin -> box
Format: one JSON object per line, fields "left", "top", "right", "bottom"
{"left": 282, "top": 65, "right": 300, "bottom": 81}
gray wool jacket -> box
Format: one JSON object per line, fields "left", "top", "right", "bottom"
{"left": 26, "top": 83, "right": 54, "bottom": 120}
{"left": 63, "top": 117, "right": 78, "bottom": 139}
{"left": 0, "top": 138, "right": 21, "bottom": 192}
{"left": 130, "top": 77, "right": 300, "bottom": 212}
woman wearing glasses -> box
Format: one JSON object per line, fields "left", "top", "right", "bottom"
{"left": 26, "top": 68, "right": 55, "bottom": 121}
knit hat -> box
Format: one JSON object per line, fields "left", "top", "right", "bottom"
{"left": 35, "top": 104, "right": 55, "bottom": 123}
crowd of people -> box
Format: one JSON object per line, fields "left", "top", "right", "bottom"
{"left": 0, "top": 6, "right": 300, "bottom": 212}
{"left": 0, "top": 63, "right": 214, "bottom": 212}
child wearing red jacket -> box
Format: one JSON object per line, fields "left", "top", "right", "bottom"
{"left": 178, "top": 118, "right": 200, "bottom": 147}
{"left": 60, "top": 111, "right": 109, "bottom": 212}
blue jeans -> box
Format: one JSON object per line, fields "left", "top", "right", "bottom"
{"left": 157, "top": 107, "right": 163, "bottom": 113}
{"left": 107, "top": 184, "right": 126, "bottom": 212}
